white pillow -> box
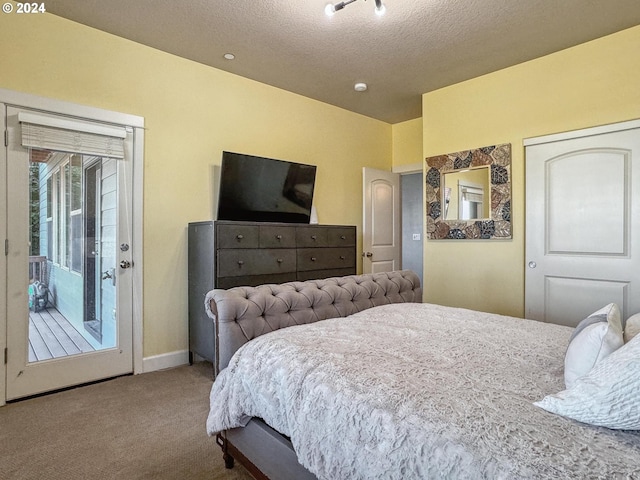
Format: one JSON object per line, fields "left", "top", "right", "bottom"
{"left": 564, "top": 303, "right": 623, "bottom": 389}
{"left": 535, "top": 333, "right": 640, "bottom": 430}
{"left": 624, "top": 312, "right": 640, "bottom": 343}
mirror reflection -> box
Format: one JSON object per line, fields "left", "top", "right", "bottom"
{"left": 442, "top": 167, "right": 491, "bottom": 221}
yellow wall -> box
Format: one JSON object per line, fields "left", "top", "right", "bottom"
{"left": 392, "top": 117, "right": 423, "bottom": 168}
{"left": 0, "top": 12, "right": 392, "bottom": 358}
{"left": 422, "top": 25, "right": 640, "bottom": 317}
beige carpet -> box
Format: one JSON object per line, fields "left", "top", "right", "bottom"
{"left": 0, "top": 362, "right": 253, "bottom": 480}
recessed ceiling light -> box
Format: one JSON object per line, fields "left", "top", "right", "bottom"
{"left": 223, "top": 53, "right": 235, "bottom": 60}
{"left": 354, "top": 82, "right": 368, "bottom": 92}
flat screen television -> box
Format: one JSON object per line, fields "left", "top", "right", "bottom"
{"left": 217, "top": 151, "right": 317, "bottom": 223}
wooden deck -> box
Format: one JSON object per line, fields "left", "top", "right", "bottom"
{"left": 28, "top": 307, "right": 95, "bottom": 363}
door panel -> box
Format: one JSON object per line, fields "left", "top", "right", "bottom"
{"left": 5, "top": 106, "right": 133, "bottom": 400}
{"left": 525, "top": 123, "right": 640, "bottom": 326}
{"left": 546, "top": 149, "right": 628, "bottom": 255}
{"left": 362, "top": 168, "right": 400, "bottom": 274}
{"left": 544, "top": 277, "right": 628, "bottom": 327}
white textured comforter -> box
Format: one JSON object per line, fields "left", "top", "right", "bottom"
{"left": 206, "top": 303, "right": 640, "bottom": 479}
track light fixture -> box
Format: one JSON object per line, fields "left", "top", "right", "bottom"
{"left": 325, "top": 0, "right": 386, "bottom": 17}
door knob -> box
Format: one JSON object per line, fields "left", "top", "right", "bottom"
{"left": 119, "top": 260, "right": 131, "bottom": 269}
{"left": 528, "top": 261, "right": 537, "bottom": 269}
{"left": 363, "top": 252, "right": 373, "bottom": 258}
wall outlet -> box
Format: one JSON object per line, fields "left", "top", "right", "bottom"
{"left": 412, "top": 233, "right": 421, "bottom": 241}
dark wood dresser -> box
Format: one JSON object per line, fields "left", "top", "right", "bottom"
{"left": 188, "top": 220, "right": 357, "bottom": 362}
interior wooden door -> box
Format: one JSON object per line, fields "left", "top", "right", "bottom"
{"left": 362, "top": 167, "right": 400, "bottom": 274}
{"left": 525, "top": 120, "right": 640, "bottom": 326}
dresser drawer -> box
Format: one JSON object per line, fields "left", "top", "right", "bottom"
{"left": 327, "top": 226, "right": 356, "bottom": 246}
{"left": 216, "top": 224, "right": 259, "bottom": 249}
{"left": 296, "top": 226, "right": 329, "bottom": 247}
{"left": 218, "top": 248, "right": 296, "bottom": 277}
{"left": 296, "top": 247, "right": 356, "bottom": 271}
{"left": 209, "top": 221, "right": 357, "bottom": 287}
{"left": 259, "top": 225, "right": 296, "bottom": 248}
{"left": 297, "top": 268, "right": 355, "bottom": 282}
{"left": 217, "top": 273, "right": 296, "bottom": 289}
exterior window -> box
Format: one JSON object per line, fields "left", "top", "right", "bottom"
{"left": 64, "top": 161, "right": 71, "bottom": 268}
{"left": 70, "top": 155, "right": 83, "bottom": 273}
{"left": 48, "top": 155, "right": 83, "bottom": 273}
{"left": 54, "top": 169, "right": 61, "bottom": 265}
{"left": 28, "top": 163, "right": 40, "bottom": 255}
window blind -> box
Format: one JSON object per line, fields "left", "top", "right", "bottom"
{"left": 461, "top": 186, "right": 484, "bottom": 203}
{"left": 18, "top": 111, "right": 127, "bottom": 159}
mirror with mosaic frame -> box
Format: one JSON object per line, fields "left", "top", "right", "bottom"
{"left": 425, "top": 143, "right": 512, "bottom": 240}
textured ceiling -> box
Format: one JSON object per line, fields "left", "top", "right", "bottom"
{"left": 46, "top": 0, "right": 640, "bottom": 124}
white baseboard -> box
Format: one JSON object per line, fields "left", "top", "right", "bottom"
{"left": 142, "top": 349, "right": 190, "bottom": 373}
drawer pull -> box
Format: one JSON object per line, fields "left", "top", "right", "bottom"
{"left": 276, "top": 235, "right": 282, "bottom": 240}
{"left": 277, "top": 258, "right": 283, "bottom": 263}
{"left": 237, "top": 260, "right": 244, "bottom": 266}
{"left": 311, "top": 235, "right": 317, "bottom": 240}
{"left": 340, "top": 235, "right": 346, "bottom": 240}
{"left": 340, "top": 255, "right": 345, "bottom": 260}
{"left": 236, "top": 234, "right": 244, "bottom": 240}
{"left": 311, "top": 257, "right": 317, "bottom": 262}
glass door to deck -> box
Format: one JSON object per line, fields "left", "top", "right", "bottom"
{"left": 5, "top": 106, "right": 133, "bottom": 400}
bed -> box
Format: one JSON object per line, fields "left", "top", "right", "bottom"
{"left": 204, "top": 270, "right": 640, "bottom": 479}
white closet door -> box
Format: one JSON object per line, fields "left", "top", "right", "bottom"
{"left": 525, "top": 121, "right": 640, "bottom": 326}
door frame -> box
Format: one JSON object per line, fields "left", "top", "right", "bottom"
{"left": 361, "top": 163, "right": 424, "bottom": 281}
{"left": 0, "top": 88, "right": 144, "bottom": 406}
{"left": 0, "top": 101, "right": 6, "bottom": 405}
{"left": 524, "top": 119, "right": 640, "bottom": 148}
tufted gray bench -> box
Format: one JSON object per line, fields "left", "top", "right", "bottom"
{"left": 205, "top": 270, "right": 422, "bottom": 375}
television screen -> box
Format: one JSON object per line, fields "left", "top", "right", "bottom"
{"left": 217, "top": 151, "right": 317, "bottom": 223}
